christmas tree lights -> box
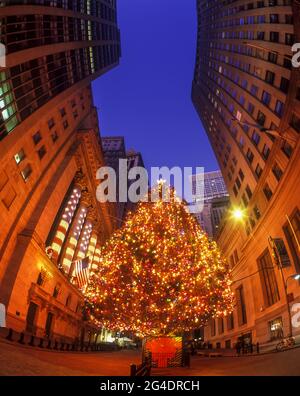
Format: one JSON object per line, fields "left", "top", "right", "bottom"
{"left": 85, "top": 183, "right": 233, "bottom": 336}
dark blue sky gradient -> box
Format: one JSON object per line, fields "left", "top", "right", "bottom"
{"left": 92, "top": 0, "right": 218, "bottom": 174}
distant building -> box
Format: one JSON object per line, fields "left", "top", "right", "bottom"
{"left": 210, "top": 196, "right": 231, "bottom": 237}
{"left": 126, "top": 150, "right": 146, "bottom": 217}
{"left": 191, "top": 170, "right": 228, "bottom": 202}
{"left": 101, "top": 137, "right": 127, "bottom": 227}
{"left": 190, "top": 170, "right": 229, "bottom": 238}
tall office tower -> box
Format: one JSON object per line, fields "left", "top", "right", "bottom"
{"left": 192, "top": 1, "right": 300, "bottom": 348}
{"left": 126, "top": 149, "right": 146, "bottom": 216}
{"left": 101, "top": 136, "right": 127, "bottom": 226}
{"left": 190, "top": 170, "right": 229, "bottom": 237}
{"left": 0, "top": 1, "right": 121, "bottom": 342}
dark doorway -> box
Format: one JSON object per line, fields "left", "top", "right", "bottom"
{"left": 26, "top": 302, "right": 38, "bottom": 334}
{"left": 45, "top": 312, "right": 54, "bottom": 338}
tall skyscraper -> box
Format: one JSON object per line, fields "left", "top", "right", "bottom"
{"left": 126, "top": 149, "right": 146, "bottom": 216}
{"left": 101, "top": 136, "right": 127, "bottom": 226}
{"left": 193, "top": 1, "right": 300, "bottom": 348}
{"left": 101, "top": 139, "right": 146, "bottom": 224}
{"left": 0, "top": 1, "right": 121, "bottom": 341}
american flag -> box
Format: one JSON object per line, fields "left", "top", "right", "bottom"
{"left": 73, "top": 257, "right": 90, "bottom": 289}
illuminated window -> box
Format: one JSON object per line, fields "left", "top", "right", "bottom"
{"left": 14, "top": 149, "right": 26, "bottom": 165}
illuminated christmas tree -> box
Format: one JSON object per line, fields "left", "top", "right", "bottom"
{"left": 85, "top": 182, "right": 233, "bottom": 336}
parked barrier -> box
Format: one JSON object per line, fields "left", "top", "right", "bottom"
{"left": 130, "top": 359, "right": 151, "bottom": 377}
{"left": 0, "top": 328, "right": 120, "bottom": 353}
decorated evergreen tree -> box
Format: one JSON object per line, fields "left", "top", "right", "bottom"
{"left": 85, "top": 183, "right": 233, "bottom": 336}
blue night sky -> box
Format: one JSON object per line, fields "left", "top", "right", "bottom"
{"left": 92, "top": 0, "right": 218, "bottom": 175}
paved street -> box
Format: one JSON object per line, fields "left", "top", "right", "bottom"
{"left": 1, "top": 340, "right": 300, "bottom": 376}
{"left": 0, "top": 340, "right": 141, "bottom": 376}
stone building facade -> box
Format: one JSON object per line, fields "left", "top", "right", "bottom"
{"left": 0, "top": 1, "right": 120, "bottom": 342}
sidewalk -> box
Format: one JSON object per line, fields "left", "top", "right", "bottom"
{"left": 195, "top": 336, "right": 300, "bottom": 358}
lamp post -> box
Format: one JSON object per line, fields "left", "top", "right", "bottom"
{"left": 231, "top": 118, "right": 297, "bottom": 144}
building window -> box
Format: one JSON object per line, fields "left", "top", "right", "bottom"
{"left": 280, "top": 77, "right": 290, "bottom": 93}
{"left": 239, "top": 169, "right": 244, "bottom": 181}
{"left": 14, "top": 149, "right": 26, "bottom": 165}
{"left": 48, "top": 118, "right": 55, "bottom": 130}
{"left": 246, "top": 149, "right": 254, "bottom": 164}
{"left": 218, "top": 317, "right": 224, "bottom": 334}
{"left": 262, "top": 144, "right": 271, "bottom": 160}
{"left": 283, "top": 209, "right": 300, "bottom": 272}
{"left": 60, "top": 108, "right": 66, "bottom": 117}
{"left": 258, "top": 249, "right": 280, "bottom": 307}
{"left": 246, "top": 185, "right": 252, "bottom": 200}
{"left": 51, "top": 131, "right": 59, "bottom": 143}
{"left": 268, "top": 52, "right": 278, "bottom": 64}
{"left": 227, "top": 312, "right": 234, "bottom": 331}
{"left": 271, "top": 238, "right": 291, "bottom": 268}
{"left": 211, "top": 318, "right": 216, "bottom": 337}
{"left": 236, "top": 285, "right": 247, "bottom": 326}
{"left": 21, "top": 164, "right": 32, "bottom": 182}
{"left": 252, "top": 131, "right": 261, "bottom": 146}
{"left": 290, "top": 113, "right": 300, "bottom": 133}
{"left": 242, "top": 193, "right": 248, "bottom": 207}
{"left": 263, "top": 183, "right": 273, "bottom": 201}
{"left": 37, "top": 272, "right": 45, "bottom": 287}
{"left": 254, "top": 205, "right": 261, "bottom": 220}
{"left": 272, "top": 163, "right": 283, "bottom": 181}
{"left": 285, "top": 33, "right": 294, "bottom": 46}
{"left": 2, "top": 186, "right": 16, "bottom": 209}
{"left": 265, "top": 70, "right": 275, "bottom": 85}
{"left": 257, "top": 111, "right": 266, "bottom": 127}
{"left": 32, "top": 131, "right": 42, "bottom": 145}
{"left": 37, "top": 145, "right": 46, "bottom": 160}
{"left": 53, "top": 284, "right": 61, "bottom": 298}
{"left": 269, "top": 317, "right": 284, "bottom": 341}
{"left": 255, "top": 163, "right": 263, "bottom": 178}
{"left": 281, "top": 141, "right": 293, "bottom": 159}
{"left": 270, "top": 31, "right": 279, "bottom": 43}
{"left": 66, "top": 294, "right": 72, "bottom": 307}
{"left": 274, "top": 98, "right": 284, "bottom": 115}
{"left": 262, "top": 91, "right": 271, "bottom": 106}
{"left": 235, "top": 177, "right": 241, "bottom": 190}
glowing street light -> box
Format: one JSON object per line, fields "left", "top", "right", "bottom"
{"left": 230, "top": 207, "right": 247, "bottom": 222}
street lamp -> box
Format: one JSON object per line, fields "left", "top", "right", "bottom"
{"left": 230, "top": 206, "right": 247, "bottom": 222}
{"left": 231, "top": 118, "right": 297, "bottom": 144}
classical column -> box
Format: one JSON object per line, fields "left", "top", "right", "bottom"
{"left": 50, "top": 185, "right": 81, "bottom": 262}
{"left": 59, "top": 204, "right": 88, "bottom": 274}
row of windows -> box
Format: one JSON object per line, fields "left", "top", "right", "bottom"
{"left": 36, "top": 270, "right": 81, "bottom": 312}
{"left": 198, "top": 86, "right": 297, "bottom": 234}
{"left": 0, "top": 0, "right": 117, "bottom": 22}
{"left": 0, "top": 43, "right": 119, "bottom": 141}
{"left": 199, "top": 0, "right": 292, "bottom": 22}
{"left": 0, "top": 92, "right": 87, "bottom": 213}
{"left": 206, "top": 13, "right": 293, "bottom": 30}
{"left": 1, "top": 15, "right": 119, "bottom": 54}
